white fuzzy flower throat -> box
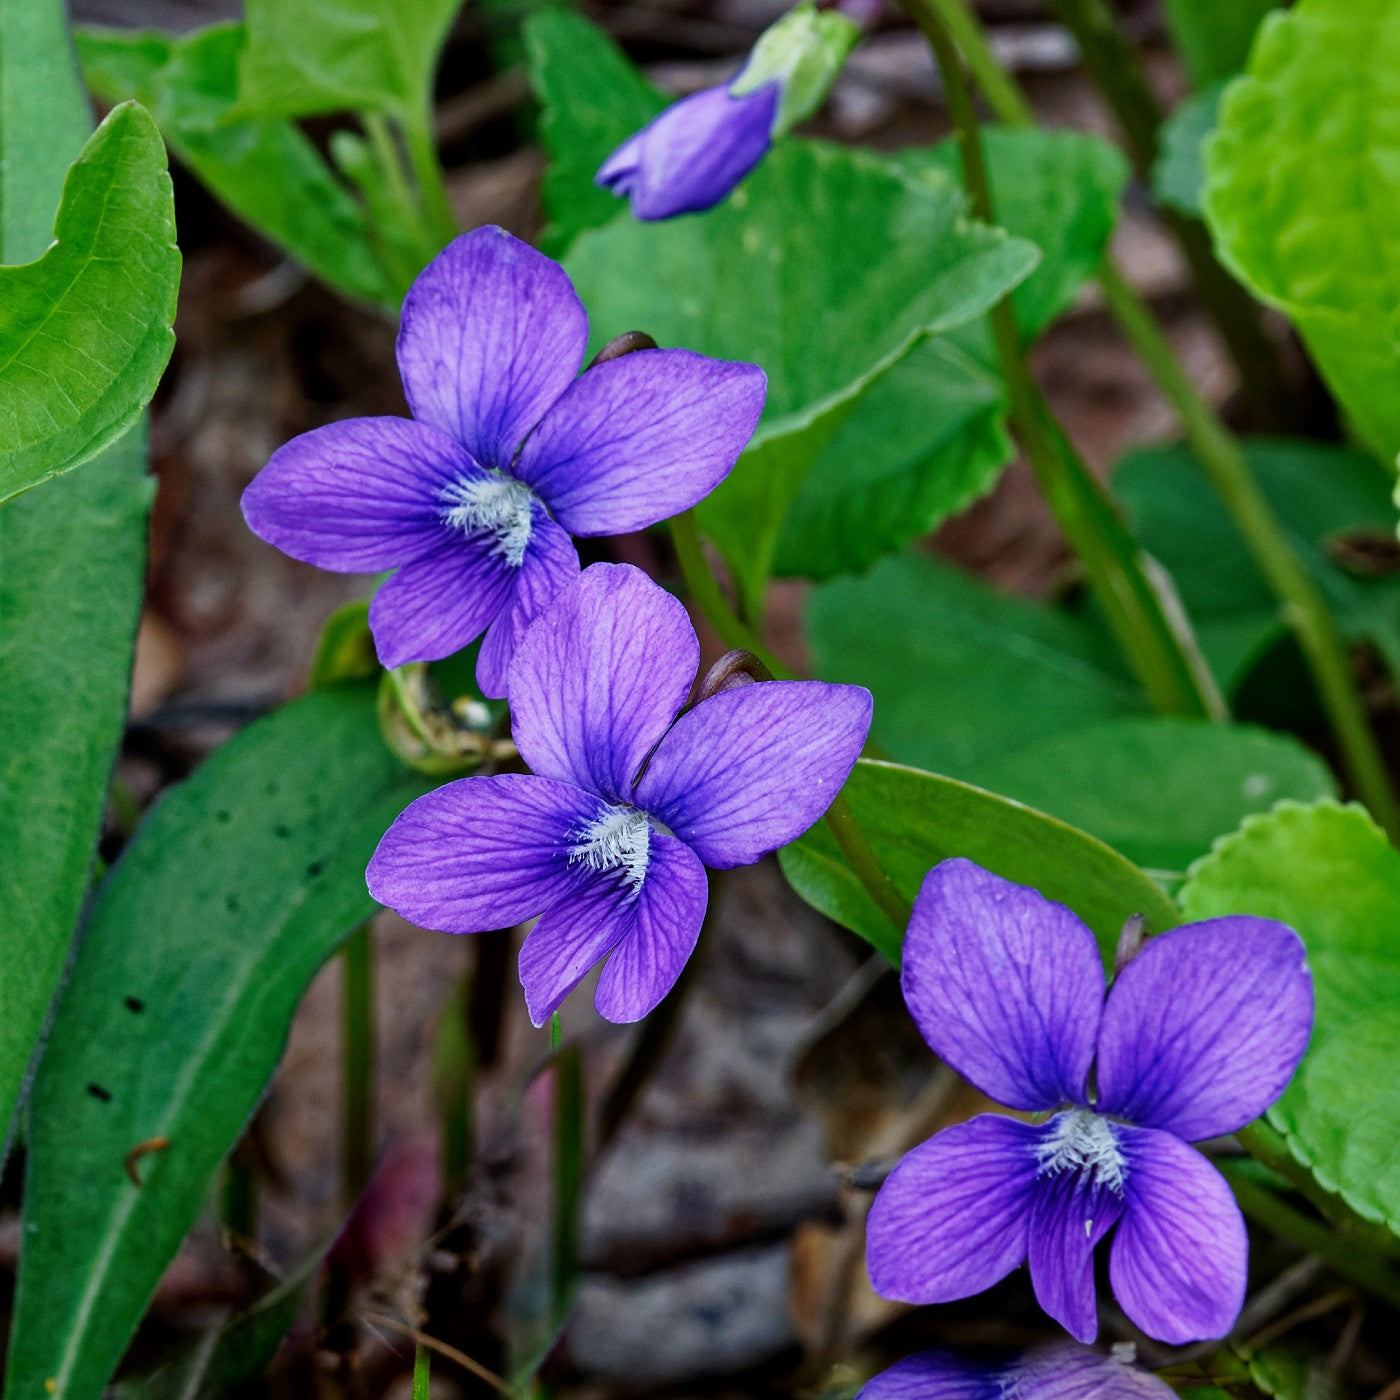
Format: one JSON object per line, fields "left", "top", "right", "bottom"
{"left": 441, "top": 474, "right": 535, "bottom": 566}
{"left": 1035, "top": 1107, "right": 1126, "bottom": 1195}
{"left": 569, "top": 806, "right": 651, "bottom": 893}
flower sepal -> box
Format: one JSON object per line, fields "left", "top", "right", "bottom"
{"left": 376, "top": 663, "right": 516, "bottom": 777}
{"left": 730, "top": 1, "right": 861, "bottom": 137}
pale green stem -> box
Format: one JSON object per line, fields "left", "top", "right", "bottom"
{"left": 403, "top": 104, "right": 461, "bottom": 251}
{"left": 413, "top": 1342, "right": 431, "bottom": 1399}
{"left": 920, "top": 0, "right": 1400, "bottom": 840}
{"left": 908, "top": 0, "right": 1225, "bottom": 719}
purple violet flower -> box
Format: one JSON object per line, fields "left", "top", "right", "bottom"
{"left": 859, "top": 1344, "right": 1174, "bottom": 1400}
{"left": 367, "top": 563, "right": 872, "bottom": 1024}
{"left": 597, "top": 83, "right": 781, "bottom": 221}
{"left": 867, "top": 858, "right": 1313, "bottom": 1345}
{"left": 241, "top": 226, "right": 765, "bottom": 697}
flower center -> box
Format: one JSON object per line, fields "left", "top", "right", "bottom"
{"left": 1035, "top": 1107, "right": 1126, "bottom": 1195}
{"left": 568, "top": 805, "right": 651, "bottom": 894}
{"left": 441, "top": 474, "right": 535, "bottom": 567}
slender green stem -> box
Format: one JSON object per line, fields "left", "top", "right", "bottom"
{"left": 1042, "top": 0, "right": 1293, "bottom": 427}
{"left": 551, "top": 1041, "right": 583, "bottom": 1325}
{"left": 341, "top": 923, "right": 376, "bottom": 1206}
{"left": 433, "top": 976, "right": 475, "bottom": 1197}
{"left": 413, "top": 1341, "right": 432, "bottom": 1400}
{"left": 919, "top": 0, "right": 1400, "bottom": 838}
{"left": 669, "top": 510, "right": 793, "bottom": 678}
{"left": 1099, "top": 264, "right": 1400, "bottom": 838}
{"left": 364, "top": 112, "right": 425, "bottom": 242}
{"left": 924, "top": 0, "right": 1032, "bottom": 126}
{"left": 824, "top": 794, "right": 912, "bottom": 929}
{"left": 909, "top": 0, "right": 1224, "bottom": 719}
{"left": 1222, "top": 1164, "right": 1400, "bottom": 1311}
{"left": 403, "top": 105, "right": 461, "bottom": 251}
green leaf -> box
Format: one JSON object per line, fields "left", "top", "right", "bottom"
{"left": 774, "top": 128, "right": 1126, "bottom": 580}
{"left": 564, "top": 143, "right": 1039, "bottom": 613}
{"left": 773, "top": 339, "right": 1009, "bottom": 579}
{"left": 1162, "top": 0, "right": 1279, "bottom": 87}
{"left": 0, "top": 0, "right": 154, "bottom": 1151}
{"left": 1246, "top": 1349, "right": 1340, "bottom": 1400}
{"left": 237, "top": 0, "right": 461, "bottom": 119}
{"left": 807, "top": 552, "right": 1335, "bottom": 871}
{"left": 1153, "top": 83, "right": 1225, "bottom": 217}
{"left": 77, "top": 24, "right": 396, "bottom": 308}
{"left": 807, "top": 552, "right": 1144, "bottom": 776}
{"left": 1204, "top": 0, "right": 1400, "bottom": 460}
{"left": 1180, "top": 799, "right": 1400, "bottom": 1235}
{"left": 524, "top": 10, "right": 667, "bottom": 256}
{"left": 979, "top": 716, "right": 1336, "bottom": 874}
{"left": 779, "top": 758, "right": 1180, "bottom": 963}
{"left": 1117, "top": 438, "right": 1400, "bottom": 693}
{"left": 5, "top": 689, "right": 429, "bottom": 1400}
{"left": 0, "top": 101, "right": 178, "bottom": 503}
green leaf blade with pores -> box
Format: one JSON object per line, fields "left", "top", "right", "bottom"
{"left": 77, "top": 23, "right": 395, "bottom": 309}
{"left": 4, "top": 689, "right": 430, "bottom": 1400}
{"left": 1203, "top": 0, "right": 1400, "bottom": 459}
{"left": 0, "top": 100, "right": 178, "bottom": 503}
{"left": 237, "top": 0, "right": 462, "bottom": 119}
{"left": 806, "top": 552, "right": 1336, "bottom": 872}
{"left": 0, "top": 0, "right": 155, "bottom": 1154}
{"left": 564, "top": 142, "right": 1039, "bottom": 612}
{"left": 779, "top": 758, "right": 1180, "bottom": 965}
{"left": 1180, "top": 799, "right": 1400, "bottom": 1239}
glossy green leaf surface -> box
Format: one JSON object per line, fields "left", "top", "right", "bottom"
{"left": 1162, "top": 0, "right": 1278, "bottom": 87}
{"left": 5, "top": 689, "right": 429, "bottom": 1400}
{"left": 807, "top": 552, "right": 1334, "bottom": 870}
{"left": 775, "top": 128, "right": 1126, "bottom": 581}
{"left": 1153, "top": 83, "right": 1224, "bottom": 217}
{"left": 524, "top": 10, "right": 666, "bottom": 255}
{"left": 1204, "top": 0, "right": 1400, "bottom": 458}
{"left": 1181, "top": 800, "right": 1400, "bottom": 1235}
{"left": 565, "top": 146, "right": 1038, "bottom": 611}
{"left": 0, "top": 0, "right": 154, "bottom": 1152}
{"left": 779, "top": 758, "right": 1179, "bottom": 964}
{"left": 1117, "top": 438, "right": 1400, "bottom": 693}
{"left": 77, "top": 24, "right": 394, "bottom": 307}
{"left": 238, "top": 0, "right": 461, "bottom": 119}
{"left": 0, "top": 101, "right": 177, "bottom": 503}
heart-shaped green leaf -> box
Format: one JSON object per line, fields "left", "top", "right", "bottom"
{"left": 780, "top": 758, "right": 1179, "bottom": 964}
{"left": 0, "top": 100, "right": 178, "bottom": 503}
{"left": 77, "top": 23, "right": 395, "bottom": 308}
{"left": 1204, "top": 0, "right": 1400, "bottom": 459}
{"left": 1162, "top": 0, "right": 1278, "bottom": 87}
{"left": 237, "top": 0, "right": 460, "bottom": 120}
{"left": 1180, "top": 799, "right": 1400, "bottom": 1238}
{"left": 4, "top": 689, "right": 429, "bottom": 1400}
{"left": 807, "top": 551, "right": 1335, "bottom": 871}
{"left": 565, "top": 146, "right": 1038, "bottom": 613}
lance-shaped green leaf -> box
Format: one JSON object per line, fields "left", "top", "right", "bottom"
{"left": 779, "top": 758, "right": 1180, "bottom": 964}
{"left": 565, "top": 143, "right": 1038, "bottom": 613}
{"left": 1204, "top": 0, "right": 1400, "bottom": 460}
{"left": 237, "top": 0, "right": 461, "bottom": 120}
{"left": 807, "top": 552, "right": 1335, "bottom": 871}
{"left": 77, "top": 23, "right": 395, "bottom": 308}
{"left": 4, "top": 689, "right": 430, "bottom": 1400}
{"left": 0, "top": 0, "right": 155, "bottom": 1153}
{"left": 0, "top": 100, "right": 178, "bottom": 503}
{"left": 1180, "top": 799, "right": 1400, "bottom": 1240}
